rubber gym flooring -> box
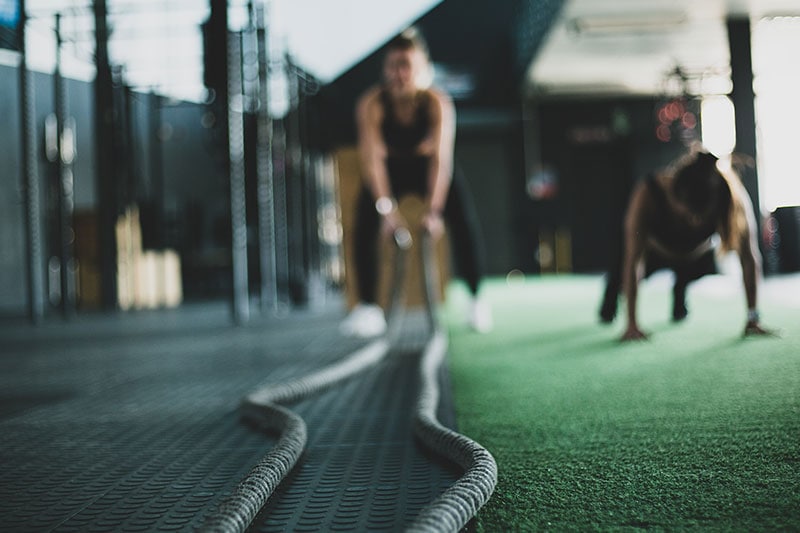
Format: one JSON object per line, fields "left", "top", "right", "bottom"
{"left": 0, "top": 302, "right": 462, "bottom": 532}
{"left": 445, "top": 272, "right": 800, "bottom": 531}
{"left": 3, "top": 272, "right": 798, "bottom": 532}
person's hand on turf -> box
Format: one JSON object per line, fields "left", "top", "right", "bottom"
{"left": 620, "top": 324, "right": 649, "bottom": 342}
{"left": 743, "top": 320, "right": 778, "bottom": 338}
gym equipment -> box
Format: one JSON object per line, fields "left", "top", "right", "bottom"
{"left": 202, "top": 227, "right": 496, "bottom": 533}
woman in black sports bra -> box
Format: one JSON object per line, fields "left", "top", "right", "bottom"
{"left": 607, "top": 150, "right": 771, "bottom": 341}
{"left": 340, "top": 27, "right": 491, "bottom": 337}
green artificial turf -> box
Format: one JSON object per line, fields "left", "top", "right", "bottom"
{"left": 444, "top": 274, "right": 800, "bottom": 531}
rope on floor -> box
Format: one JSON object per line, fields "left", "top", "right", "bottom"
{"left": 408, "top": 328, "right": 498, "bottom": 532}
{"left": 199, "top": 403, "right": 304, "bottom": 533}
{"left": 200, "top": 229, "right": 411, "bottom": 533}
{"left": 200, "top": 338, "right": 390, "bottom": 533}
{"left": 406, "top": 232, "right": 498, "bottom": 532}
{"left": 201, "top": 227, "right": 498, "bottom": 532}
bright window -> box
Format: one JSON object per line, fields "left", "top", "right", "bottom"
{"left": 753, "top": 16, "right": 800, "bottom": 211}
{"left": 701, "top": 95, "right": 736, "bottom": 158}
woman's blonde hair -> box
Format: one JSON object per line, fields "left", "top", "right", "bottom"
{"left": 669, "top": 150, "right": 750, "bottom": 253}
{"left": 717, "top": 159, "right": 751, "bottom": 253}
{"left": 386, "top": 27, "right": 430, "bottom": 58}
{"left": 385, "top": 26, "right": 434, "bottom": 89}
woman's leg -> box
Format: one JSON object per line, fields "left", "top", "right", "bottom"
{"left": 340, "top": 187, "right": 387, "bottom": 337}
{"left": 600, "top": 229, "right": 624, "bottom": 323}
{"left": 671, "top": 249, "right": 718, "bottom": 321}
{"left": 354, "top": 187, "right": 380, "bottom": 304}
{"left": 442, "top": 175, "right": 492, "bottom": 332}
{"left": 442, "top": 174, "right": 485, "bottom": 296}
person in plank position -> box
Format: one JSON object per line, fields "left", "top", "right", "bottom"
{"left": 600, "top": 149, "right": 772, "bottom": 341}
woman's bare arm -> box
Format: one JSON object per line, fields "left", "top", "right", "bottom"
{"left": 734, "top": 182, "right": 773, "bottom": 335}
{"left": 621, "top": 183, "right": 650, "bottom": 341}
{"left": 356, "top": 87, "right": 391, "bottom": 201}
{"left": 422, "top": 89, "right": 455, "bottom": 215}
{"left": 356, "top": 87, "right": 406, "bottom": 234}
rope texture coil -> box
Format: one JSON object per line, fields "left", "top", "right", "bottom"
{"left": 201, "top": 339, "right": 390, "bottom": 532}
{"left": 201, "top": 229, "right": 497, "bottom": 532}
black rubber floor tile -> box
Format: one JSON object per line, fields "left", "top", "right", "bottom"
{"left": 1, "top": 303, "right": 462, "bottom": 531}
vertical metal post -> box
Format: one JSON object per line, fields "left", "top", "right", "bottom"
{"left": 54, "top": 14, "right": 75, "bottom": 317}
{"left": 286, "top": 58, "right": 307, "bottom": 303}
{"left": 149, "top": 91, "right": 165, "bottom": 249}
{"left": 727, "top": 18, "right": 762, "bottom": 236}
{"left": 122, "top": 86, "right": 138, "bottom": 206}
{"left": 261, "top": 4, "right": 289, "bottom": 309}
{"left": 228, "top": 31, "right": 250, "bottom": 323}
{"left": 272, "top": 114, "right": 289, "bottom": 307}
{"left": 302, "top": 135, "right": 322, "bottom": 304}
{"left": 255, "top": 4, "right": 278, "bottom": 313}
{"left": 295, "top": 66, "right": 322, "bottom": 304}
{"left": 19, "top": 0, "right": 45, "bottom": 323}
{"left": 94, "top": 0, "right": 118, "bottom": 310}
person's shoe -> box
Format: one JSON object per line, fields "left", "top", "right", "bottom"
{"left": 340, "top": 303, "right": 387, "bottom": 338}
{"left": 672, "top": 301, "right": 688, "bottom": 322}
{"left": 468, "top": 299, "right": 493, "bottom": 333}
{"left": 672, "top": 285, "right": 688, "bottom": 322}
{"left": 599, "top": 302, "right": 616, "bottom": 324}
{"left": 599, "top": 293, "right": 618, "bottom": 324}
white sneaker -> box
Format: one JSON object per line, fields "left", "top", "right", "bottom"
{"left": 468, "top": 299, "right": 493, "bottom": 333}
{"left": 340, "top": 303, "right": 387, "bottom": 338}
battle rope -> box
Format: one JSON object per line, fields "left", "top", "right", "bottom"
{"left": 202, "top": 339, "right": 391, "bottom": 532}
{"left": 407, "top": 233, "right": 498, "bottom": 532}
{"left": 201, "top": 227, "right": 497, "bottom": 532}
{"left": 200, "top": 229, "right": 410, "bottom": 532}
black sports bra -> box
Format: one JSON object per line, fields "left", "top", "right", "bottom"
{"left": 379, "top": 89, "right": 431, "bottom": 156}
{"left": 645, "top": 176, "right": 723, "bottom": 255}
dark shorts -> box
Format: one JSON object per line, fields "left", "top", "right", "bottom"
{"left": 386, "top": 156, "right": 428, "bottom": 197}
{"left": 644, "top": 248, "right": 718, "bottom": 282}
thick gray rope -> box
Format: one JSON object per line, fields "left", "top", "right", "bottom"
{"left": 201, "top": 338, "right": 391, "bottom": 532}
{"left": 201, "top": 403, "right": 305, "bottom": 532}
{"left": 201, "top": 230, "right": 410, "bottom": 532}
{"left": 202, "top": 227, "right": 497, "bottom": 532}
{"left": 407, "top": 233, "right": 498, "bottom": 532}
{"left": 409, "top": 329, "right": 498, "bottom": 532}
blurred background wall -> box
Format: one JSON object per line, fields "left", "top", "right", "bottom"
{"left": 2, "top": 0, "right": 799, "bottom": 321}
